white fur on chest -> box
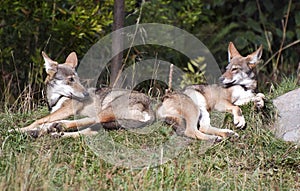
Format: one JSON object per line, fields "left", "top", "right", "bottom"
{"left": 51, "top": 97, "right": 69, "bottom": 113}
{"left": 230, "top": 86, "right": 255, "bottom": 106}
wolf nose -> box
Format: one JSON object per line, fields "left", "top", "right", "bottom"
{"left": 219, "top": 76, "right": 225, "bottom": 83}
{"left": 83, "top": 91, "right": 89, "bottom": 97}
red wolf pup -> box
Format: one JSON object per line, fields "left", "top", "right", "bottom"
{"left": 157, "top": 42, "right": 265, "bottom": 142}
{"left": 17, "top": 52, "right": 155, "bottom": 138}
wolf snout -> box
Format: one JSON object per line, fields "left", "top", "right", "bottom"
{"left": 219, "top": 76, "right": 235, "bottom": 87}
{"left": 80, "top": 91, "right": 90, "bottom": 99}
{"left": 71, "top": 90, "right": 89, "bottom": 100}
{"left": 219, "top": 76, "right": 225, "bottom": 83}
{"left": 219, "top": 76, "right": 228, "bottom": 85}
{"left": 83, "top": 91, "right": 89, "bottom": 97}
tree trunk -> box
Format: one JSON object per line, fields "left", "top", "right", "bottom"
{"left": 110, "top": 0, "right": 124, "bottom": 87}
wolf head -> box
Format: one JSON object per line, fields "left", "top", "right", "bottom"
{"left": 42, "top": 52, "right": 89, "bottom": 108}
{"left": 219, "top": 42, "right": 263, "bottom": 90}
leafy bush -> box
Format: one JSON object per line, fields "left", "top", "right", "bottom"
{"left": 127, "top": 0, "right": 300, "bottom": 89}
{"left": 197, "top": 0, "right": 300, "bottom": 83}
{"left": 0, "top": 0, "right": 114, "bottom": 107}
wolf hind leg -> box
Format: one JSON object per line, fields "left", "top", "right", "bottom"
{"left": 184, "top": 129, "right": 223, "bottom": 142}
{"left": 157, "top": 103, "right": 187, "bottom": 136}
{"left": 126, "top": 103, "right": 155, "bottom": 124}
{"left": 161, "top": 114, "right": 219, "bottom": 141}
{"left": 184, "top": 113, "right": 223, "bottom": 142}
{"left": 200, "top": 125, "right": 239, "bottom": 139}
{"left": 99, "top": 100, "right": 155, "bottom": 129}
{"left": 157, "top": 98, "right": 222, "bottom": 142}
{"left": 199, "top": 108, "right": 239, "bottom": 138}
{"left": 163, "top": 116, "right": 186, "bottom": 136}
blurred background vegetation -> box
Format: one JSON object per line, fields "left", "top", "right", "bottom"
{"left": 0, "top": 0, "right": 299, "bottom": 111}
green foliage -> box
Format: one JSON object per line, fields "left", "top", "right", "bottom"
{"left": 0, "top": 0, "right": 114, "bottom": 107}
{"left": 268, "top": 76, "right": 299, "bottom": 99}
{"left": 196, "top": 0, "right": 300, "bottom": 82}
{"left": 141, "top": 0, "right": 203, "bottom": 30}
{"left": 182, "top": 56, "right": 206, "bottom": 86}
{"left": 1, "top": 0, "right": 300, "bottom": 108}
{"left": 126, "top": 0, "right": 300, "bottom": 89}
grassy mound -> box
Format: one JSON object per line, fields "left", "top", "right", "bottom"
{"left": 0, "top": 78, "right": 299, "bottom": 190}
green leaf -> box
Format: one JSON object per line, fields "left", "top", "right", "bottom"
{"left": 211, "top": 22, "right": 239, "bottom": 45}
{"left": 187, "top": 62, "right": 195, "bottom": 73}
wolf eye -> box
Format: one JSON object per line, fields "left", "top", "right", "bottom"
{"left": 68, "top": 77, "right": 75, "bottom": 82}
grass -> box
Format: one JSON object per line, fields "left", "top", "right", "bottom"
{"left": 0, "top": 78, "right": 300, "bottom": 190}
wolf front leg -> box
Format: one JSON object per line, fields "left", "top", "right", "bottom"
{"left": 218, "top": 101, "right": 246, "bottom": 129}
{"left": 231, "top": 109, "right": 245, "bottom": 128}
{"left": 252, "top": 93, "right": 265, "bottom": 109}
{"left": 27, "top": 117, "right": 98, "bottom": 138}
{"left": 51, "top": 126, "right": 100, "bottom": 138}
{"left": 18, "top": 100, "right": 83, "bottom": 132}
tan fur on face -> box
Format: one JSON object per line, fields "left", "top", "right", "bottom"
{"left": 220, "top": 43, "right": 263, "bottom": 89}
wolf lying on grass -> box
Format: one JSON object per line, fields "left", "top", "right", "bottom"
{"left": 17, "top": 52, "right": 155, "bottom": 138}
{"left": 157, "top": 42, "right": 265, "bottom": 142}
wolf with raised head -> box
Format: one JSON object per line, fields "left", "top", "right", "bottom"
{"left": 18, "top": 52, "right": 155, "bottom": 137}
{"left": 157, "top": 42, "right": 265, "bottom": 142}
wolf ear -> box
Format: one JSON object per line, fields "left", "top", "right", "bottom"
{"left": 247, "top": 45, "right": 263, "bottom": 69}
{"left": 65, "top": 52, "right": 78, "bottom": 68}
{"left": 228, "top": 42, "right": 241, "bottom": 62}
{"left": 42, "top": 51, "right": 58, "bottom": 75}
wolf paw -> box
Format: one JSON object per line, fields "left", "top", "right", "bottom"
{"left": 223, "top": 129, "right": 239, "bottom": 138}
{"left": 253, "top": 93, "right": 265, "bottom": 109}
{"left": 234, "top": 115, "right": 246, "bottom": 128}
{"left": 214, "top": 136, "right": 223, "bottom": 143}
{"left": 47, "top": 122, "right": 65, "bottom": 133}
{"left": 50, "top": 132, "right": 64, "bottom": 138}
{"left": 27, "top": 129, "right": 42, "bottom": 138}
